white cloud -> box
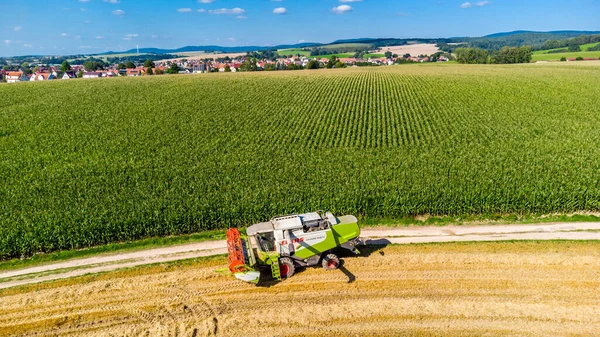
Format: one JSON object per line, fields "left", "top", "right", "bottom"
{"left": 61, "top": 33, "right": 68, "bottom": 37}
{"left": 74, "top": 35, "right": 82, "bottom": 40}
{"left": 198, "top": 9, "right": 206, "bottom": 12}
{"left": 96, "top": 36, "right": 104, "bottom": 39}
{"left": 23, "top": 44, "right": 33, "bottom": 48}
{"left": 209, "top": 8, "right": 245, "bottom": 15}
{"left": 125, "top": 33, "right": 138, "bottom": 37}
{"left": 103, "top": 0, "right": 120, "bottom": 3}
{"left": 177, "top": 8, "right": 192, "bottom": 13}
{"left": 123, "top": 37, "right": 132, "bottom": 40}
{"left": 273, "top": 7, "right": 287, "bottom": 14}
{"left": 228, "top": 37, "right": 236, "bottom": 41}
{"left": 461, "top": 1, "right": 490, "bottom": 8}
{"left": 4, "top": 40, "right": 12, "bottom": 45}
{"left": 198, "top": 0, "right": 215, "bottom": 3}
{"left": 78, "top": 0, "right": 90, "bottom": 2}
{"left": 79, "top": 45, "right": 94, "bottom": 49}
{"left": 236, "top": 16, "right": 247, "bottom": 19}
{"left": 298, "top": 39, "right": 305, "bottom": 43}
{"left": 112, "top": 9, "right": 125, "bottom": 15}
{"left": 13, "top": 26, "right": 22, "bottom": 31}
{"left": 339, "top": 0, "right": 362, "bottom": 2}
{"left": 332, "top": 5, "right": 352, "bottom": 14}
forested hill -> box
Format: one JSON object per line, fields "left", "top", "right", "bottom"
{"left": 483, "top": 30, "right": 600, "bottom": 39}
{"left": 455, "top": 30, "right": 600, "bottom": 50}
{"left": 328, "top": 31, "right": 600, "bottom": 52}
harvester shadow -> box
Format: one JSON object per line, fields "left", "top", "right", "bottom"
{"left": 337, "top": 262, "right": 355, "bottom": 283}
{"left": 255, "top": 241, "right": 389, "bottom": 287}
{"left": 355, "top": 239, "right": 391, "bottom": 258}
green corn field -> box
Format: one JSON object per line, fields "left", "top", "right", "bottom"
{"left": 1, "top": 63, "right": 599, "bottom": 259}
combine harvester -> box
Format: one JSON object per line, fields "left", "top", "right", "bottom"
{"left": 226, "top": 211, "right": 362, "bottom": 284}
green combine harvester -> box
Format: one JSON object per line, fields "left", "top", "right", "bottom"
{"left": 226, "top": 211, "right": 362, "bottom": 284}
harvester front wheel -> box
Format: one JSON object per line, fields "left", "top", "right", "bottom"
{"left": 322, "top": 253, "right": 340, "bottom": 271}
{"left": 279, "top": 258, "right": 295, "bottom": 279}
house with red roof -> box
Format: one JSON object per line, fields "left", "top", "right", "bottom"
{"left": 6, "top": 71, "right": 24, "bottom": 83}
{"left": 126, "top": 69, "right": 142, "bottom": 76}
{"left": 30, "top": 72, "right": 56, "bottom": 81}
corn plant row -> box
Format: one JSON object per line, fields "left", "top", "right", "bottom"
{"left": 1, "top": 64, "right": 599, "bottom": 259}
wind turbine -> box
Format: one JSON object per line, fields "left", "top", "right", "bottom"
{"left": 136, "top": 45, "right": 140, "bottom": 54}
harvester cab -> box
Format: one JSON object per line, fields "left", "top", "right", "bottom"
{"left": 226, "top": 211, "right": 361, "bottom": 284}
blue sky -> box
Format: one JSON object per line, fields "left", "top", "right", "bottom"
{"left": 1, "top": 0, "right": 598, "bottom": 56}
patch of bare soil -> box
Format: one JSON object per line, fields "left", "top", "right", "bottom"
{"left": 378, "top": 43, "right": 441, "bottom": 56}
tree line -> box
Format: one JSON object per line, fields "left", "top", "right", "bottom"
{"left": 540, "top": 34, "right": 600, "bottom": 51}
{"left": 455, "top": 46, "right": 532, "bottom": 64}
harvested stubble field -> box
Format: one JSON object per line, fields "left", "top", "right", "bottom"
{"left": 1, "top": 63, "right": 600, "bottom": 260}
{"left": 1, "top": 241, "right": 600, "bottom": 336}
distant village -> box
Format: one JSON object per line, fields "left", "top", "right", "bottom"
{"left": 0, "top": 53, "right": 449, "bottom": 83}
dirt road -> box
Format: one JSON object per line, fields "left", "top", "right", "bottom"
{"left": 1, "top": 222, "right": 600, "bottom": 290}
{"left": 2, "top": 241, "right": 600, "bottom": 336}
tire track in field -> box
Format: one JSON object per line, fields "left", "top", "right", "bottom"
{"left": 2, "top": 241, "right": 600, "bottom": 336}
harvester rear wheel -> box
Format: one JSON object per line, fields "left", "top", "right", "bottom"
{"left": 322, "top": 253, "right": 340, "bottom": 271}
{"left": 279, "top": 258, "right": 295, "bottom": 279}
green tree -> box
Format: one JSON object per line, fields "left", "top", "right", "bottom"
{"left": 384, "top": 51, "right": 393, "bottom": 59}
{"left": 125, "top": 61, "right": 136, "bottom": 69}
{"left": 84, "top": 61, "right": 94, "bottom": 71}
{"left": 519, "top": 46, "right": 532, "bottom": 63}
{"left": 146, "top": 67, "right": 153, "bottom": 75}
{"left": 560, "top": 57, "right": 567, "bottom": 62}
{"left": 143, "top": 59, "right": 155, "bottom": 68}
{"left": 576, "top": 56, "right": 584, "bottom": 61}
{"left": 61, "top": 61, "right": 71, "bottom": 73}
{"left": 166, "top": 63, "right": 180, "bottom": 74}
{"left": 77, "top": 70, "right": 83, "bottom": 78}
{"left": 117, "top": 63, "right": 126, "bottom": 70}
{"left": 568, "top": 43, "right": 581, "bottom": 52}
{"left": 334, "top": 61, "right": 346, "bottom": 68}
{"left": 327, "top": 55, "right": 337, "bottom": 69}
{"left": 240, "top": 58, "right": 258, "bottom": 72}
{"left": 224, "top": 65, "right": 231, "bottom": 72}
{"left": 306, "top": 60, "right": 319, "bottom": 69}
{"left": 21, "top": 62, "right": 32, "bottom": 74}
{"left": 455, "top": 48, "right": 489, "bottom": 64}
{"left": 490, "top": 46, "right": 532, "bottom": 64}
{"left": 287, "top": 63, "right": 303, "bottom": 70}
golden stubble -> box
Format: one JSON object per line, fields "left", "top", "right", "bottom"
{"left": 1, "top": 241, "right": 599, "bottom": 337}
